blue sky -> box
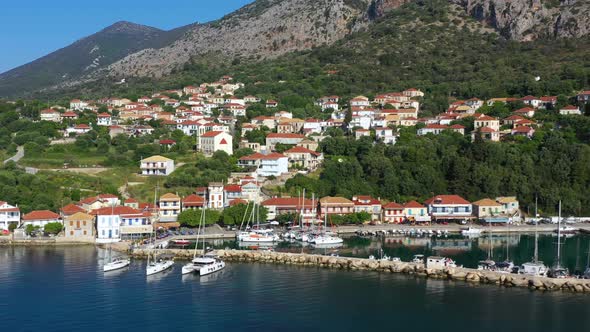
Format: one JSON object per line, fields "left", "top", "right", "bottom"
{"left": 0, "top": 0, "right": 253, "bottom": 73}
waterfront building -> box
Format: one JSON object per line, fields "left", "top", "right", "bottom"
{"left": 140, "top": 155, "right": 175, "bottom": 176}
{"left": 64, "top": 212, "right": 95, "bottom": 239}
{"left": 424, "top": 195, "right": 473, "bottom": 223}
{"left": 159, "top": 193, "right": 181, "bottom": 222}
{"left": 92, "top": 206, "right": 151, "bottom": 242}
{"left": 261, "top": 197, "right": 315, "bottom": 221}
{"left": 207, "top": 183, "right": 224, "bottom": 209}
{"left": 21, "top": 210, "right": 61, "bottom": 228}
{"left": 382, "top": 202, "right": 404, "bottom": 223}
{"left": 352, "top": 196, "right": 381, "bottom": 221}
{"left": 403, "top": 201, "right": 431, "bottom": 223}
{"left": 182, "top": 194, "right": 205, "bottom": 210}
{"left": 60, "top": 203, "right": 86, "bottom": 217}
{"left": 0, "top": 201, "right": 20, "bottom": 231}
{"left": 319, "top": 197, "right": 354, "bottom": 217}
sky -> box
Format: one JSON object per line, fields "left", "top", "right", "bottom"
{"left": 0, "top": 0, "right": 254, "bottom": 73}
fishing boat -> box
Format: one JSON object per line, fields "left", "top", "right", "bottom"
{"left": 548, "top": 201, "right": 570, "bottom": 279}
{"left": 146, "top": 185, "right": 174, "bottom": 277}
{"left": 182, "top": 204, "right": 225, "bottom": 276}
{"left": 103, "top": 243, "right": 130, "bottom": 272}
{"left": 519, "top": 196, "right": 548, "bottom": 277}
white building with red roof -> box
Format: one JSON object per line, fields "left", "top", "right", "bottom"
{"left": 261, "top": 197, "right": 316, "bottom": 221}
{"left": 199, "top": 131, "right": 233, "bottom": 156}
{"left": 382, "top": 202, "right": 404, "bottom": 223}
{"left": 559, "top": 105, "right": 581, "bottom": 115}
{"left": 577, "top": 90, "right": 590, "bottom": 104}
{"left": 424, "top": 195, "right": 473, "bottom": 222}
{"left": 21, "top": 210, "right": 61, "bottom": 228}
{"left": 97, "top": 112, "right": 112, "bottom": 126}
{"left": 403, "top": 201, "right": 430, "bottom": 222}
{"left": 66, "top": 123, "right": 91, "bottom": 135}
{"left": 352, "top": 196, "right": 382, "bottom": 221}
{"left": 238, "top": 152, "right": 289, "bottom": 177}
{"left": 91, "top": 206, "right": 151, "bottom": 243}
{"left": 40, "top": 109, "right": 61, "bottom": 122}
{"left": 70, "top": 99, "right": 89, "bottom": 110}
{"left": 182, "top": 194, "right": 205, "bottom": 210}
{"left": 283, "top": 146, "right": 324, "bottom": 171}
{"left": 403, "top": 88, "right": 425, "bottom": 98}
{"left": 521, "top": 95, "right": 542, "bottom": 108}
{"left": 350, "top": 96, "right": 370, "bottom": 107}
{"left": 265, "top": 133, "right": 305, "bottom": 150}
{"left": 0, "top": 201, "right": 20, "bottom": 231}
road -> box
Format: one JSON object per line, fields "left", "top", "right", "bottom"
{"left": 3, "top": 146, "right": 24, "bottom": 164}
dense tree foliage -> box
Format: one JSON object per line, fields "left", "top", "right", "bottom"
{"left": 178, "top": 209, "right": 221, "bottom": 227}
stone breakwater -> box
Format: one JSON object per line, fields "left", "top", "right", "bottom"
{"left": 131, "top": 249, "right": 590, "bottom": 294}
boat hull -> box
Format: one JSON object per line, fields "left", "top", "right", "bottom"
{"left": 146, "top": 260, "right": 174, "bottom": 276}
{"left": 103, "top": 259, "right": 130, "bottom": 272}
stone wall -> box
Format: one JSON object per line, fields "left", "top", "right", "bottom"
{"left": 130, "top": 248, "right": 590, "bottom": 294}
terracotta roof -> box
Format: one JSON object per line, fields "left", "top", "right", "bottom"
{"left": 424, "top": 195, "right": 470, "bottom": 205}
{"left": 476, "top": 115, "right": 497, "bottom": 121}
{"left": 261, "top": 197, "right": 314, "bottom": 208}
{"left": 266, "top": 133, "right": 305, "bottom": 139}
{"left": 504, "top": 115, "right": 524, "bottom": 121}
{"left": 160, "top": 193, "right": 180, "bottom": 200}
{"left": 65, "top": 212, "right": 94, "bottom": 221}
{"left": 513, "top": 126, "right": 533, "bottom": 133}
{"left": 141, "top": 155, "right": 172, "bottom": 162}
{"left": 22, "top": 210, "right": 60, "bottom": 220}
{"left": 60, "top": 204, "right": 85, "bottom": 215}
{"left": 90, "top": 206, "right": 142, "bottom": 216}
{"left": 183, "top": 194, "right": 205, "bottom": 205}
{"left": 319, "top": 196, "right": 354, "bottom": 205}
{"left": 383, "top": 202, "right": 404, "bottom": 209}
{"left": 201, "top": 131, "right": 225, "bottom": 137}
{"left": 403, "top": 200, "right": 424, "bottom": 208}
{"left": 449, "top": 124, "right": 465, "bottom": 129}
{"left": 284, "top": 146, "right": 320, "bottom": 156}
{"left": 561, "top": 105, "right": 579, "bottom": 110}
{"left": 124, "top": 198, "right": 138, "bottom": 203}
{"left": 224, "top": 184, "right": 242, "bottom": 192}
{"left": 159, "top": 139, "right": 176, "bottom": 145}
{"left": 472, "top": 198, "right": 502, "bottom": 207}
{"left": 478, "top": 126, "right": 496, "bottom": 133}
{"left": 229, "top": 199, "right": 249, "bottom": 206}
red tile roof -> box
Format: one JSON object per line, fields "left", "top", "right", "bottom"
{"left": 266, "top": 133, "right": 305, "bottom": 139}
{"left": 284, "top": 146, "right": 321, "bottom": 156}
{"left": 383, "top": 202, "right": 404, "bottom": 209}
{"left": 224, "top": 184, "right": 242, "bottom": 192}
{"left": 201, "top": 131, "right": 224, "bottom": 137}
{"left": 183, "top": 194, "right": 205, "bottom": 205}
{"left": 90, "top": 206, "right": 141, "bottom": 216}
{"left": 261, "top": 197, "right": 314, "bottom": 208}
{"left": 403, "top": 200, "right": 424, "bottom": 208}
{"left": 229, "top": 199, "right": 249, "bottom": 206}
{"left": 23, "top": 210, "right": 60, "bottom": 220}
{"left": 61, "top": 204, "right": 85, "bottom": 215}
{"left": 424, "top": 195, "right": 470, "bottom": 205}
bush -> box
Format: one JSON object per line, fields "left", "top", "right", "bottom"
{"left": 44, "top": 222, "right": 63, "bottom": 235}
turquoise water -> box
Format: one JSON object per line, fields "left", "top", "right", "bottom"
{"left": 183, "top": 234, "right": 590, "bottom": 272}
{"left": 1, "top": 246, "right": 589, "bottom": 332}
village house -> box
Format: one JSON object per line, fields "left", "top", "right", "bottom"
{"left": 511, "top": 126, "right": 535, "bottom": 138}
{"left": 502, "top": 115, "right": 525, "bottom": 127}
{"left": 382, "top": 202, "right": 404, "bottom": 223}
{"left": 40, "top": 109, "right": 61, "bottom": 122}
{"left": 182, "top": 194, "right": 205, "bottom": 210}
{"left": 355, "top": 129, "right": 371, "bottom": 140}
{"left": 374, "top": 127, "right": 397, "bottom": 144}
{"left": 97, "top": 113, "right": 112, "bottom": 126}
{"left": 64, "top": 212, "right": 95, "bottom": 239}
{"left": 424, "top": 195, "right": 473, "bottom": 223}
{"left": 559, "top": 105, "right": 581, "bottom": 115}
{"left": 539, "top": 96, "right": 558, "bottom": 109}
{"left": 472, "top": 198, "right": 512, "bottom": 224}
{"left": 474, "top": 115, "right": 500, "bottom": 131}
{"left": 199, "top": 131, "right": 233, "bottom": 156}
{"left": 238, "top": 152, "right": 289, "bottom": 177}
{"left": 223, "top": 184, "right": 243, "bottom": 207}
{"left": 417, "top": 124, "right": 464, "bottom": 136}
{"left": 283, "top": 146, "right": 324, "bottom": 171}
{"left": 403, "top": 88, "right": 425, "bottom": 98}
{"left": 265, "top": 133, "right": 305, "bottom": 150}
{"left": 207, "top": 182, "right": 224, "bottom": 209}
{"left": 140, "top": 155, "right": 175, "bottom": 176}
{"left": 513, "top": 107, "right": 535, "bottom": 118}
{"left": 60, "top": 203, "right": 86, "bottom": 217}
{"left": 266, "top": 100, "right": 279, "bottom": 108}
{"left": 521, "top": 96, "right": 542, "bottom": 108}
{"left": 21, "top": 210, "right": 61, "bottom": 228}
{"left": 403, "top": 201, "right": 430, "bottom": 223}
{"left": 319, "top": 197, "right": 355, "bottom": 217}
{"left": 352, "top": 196, "right": 381, "bottom": 221}
{"left": 70, "top": 99, "right": 89, "bottom": 110}
{"left": 303, "top": 119, "right": 322, "bottom": 134}
{"left": 297, "top": 139, "right": 319, "bottom": 151}
{"left": 61, "top": 111, "right": 78, "bottom": 121}
{"left": 66, "top": 124, "right": 91, "bottom": 136}
{"left": 261, "top": 197, "right": 316, "bottom": 221}
{"left": 159, "top": 193, "right": 181, "bottom": 222}
{"left": 321, "top": 101, "right": 339, "bottom": 112}
{"left": 0, "top": 201, "right": 20, "bottom": 231}
{"left": 350, "top": 96, "right": 370, "bottom": 107}
{"left": 123, "top": 198, "right": 139, "bottom": 209}
{"left": 473, "top": 126, "right": 500, "bottom": 142}
{"left": 577, "top": 90, "right": 590, "bottom": 104}
{"left": 244, "top": 95, "right": 261, "bottom": 103}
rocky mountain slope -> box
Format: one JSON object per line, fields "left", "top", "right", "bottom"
{"left": 1, "top": 0, "right": 589, "bottom": 97}
{"left": 0, "top": 21, "right": 193, "bottom": 97}
{"left": 450, "top": 0, "right": 590, "bottom": 41}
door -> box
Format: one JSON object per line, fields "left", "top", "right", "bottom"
{"left": 108, "top": 229, "right": 112, "bottom": 238}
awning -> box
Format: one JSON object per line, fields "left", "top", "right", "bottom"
{"left": 154, "top": 222, "right": 180, "bottom": 229}
{"left": 482, "top": 217, "right": 510, "bottom": 223}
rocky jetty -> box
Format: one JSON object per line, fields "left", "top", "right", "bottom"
{"left": 131, "top": 248, "right": 590, "bottom": 294}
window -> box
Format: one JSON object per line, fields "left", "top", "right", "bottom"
{"left": 83, "top": 221, "right": 86, "bottom": 226}
{"left": 70, "top": 221, "right": 73, "bottom": 226}
{"left": 70, "top": 231, "right": 74, "bottom": 236}
{"left": 83, "top": 231, "right": 87, "bottom": 235}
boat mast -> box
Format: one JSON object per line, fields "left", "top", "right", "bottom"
{"left": 556, "top": 200, "right": 562, "bottom": 268}
{"left": 301, "top": 188, "right": 306, "bottom": 228}
{"left": 533, "top": 195, "right": 539, "bottom": 263}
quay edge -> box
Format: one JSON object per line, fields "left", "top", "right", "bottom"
{"left": 130, "top": 248, "right": 590, "bottom": 294}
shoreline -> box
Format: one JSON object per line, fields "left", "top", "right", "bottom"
{"left": 130, "top": 248, "right": 590, "bottom": 294}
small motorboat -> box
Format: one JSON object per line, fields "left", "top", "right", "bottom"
{"left": 461, "top": 227, "right": 482, "bottom": 236}
{"left": 412, "top": 254, "right": 424, "bottom": 264}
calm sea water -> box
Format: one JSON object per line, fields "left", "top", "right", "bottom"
{"left": 1, "top": 246, "right": 589, "bottom": 332}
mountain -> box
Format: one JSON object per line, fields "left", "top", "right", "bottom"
{"left": 2, "top": 0, "right": 590, "bottom": 98}
{"left": 0, "top": 21, "right": 193, "bottom": 97}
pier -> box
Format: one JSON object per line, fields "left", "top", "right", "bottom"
{"left": 130, "top": 248, "right": 590, "bottom": 294}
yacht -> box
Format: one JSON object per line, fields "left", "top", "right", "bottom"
{"left": 461, "top": 227, "right": 482, "bottom": 236}
{"left": 554, "top": 226, "right": 578, "bottom": 235}
{"left": 238, "top": 230, "right": 279, "bottom": 243}
{"left": 104, "top": 257, "right": 130, "bottom": 272}
{"left": 477, "top": 260, "right": 496, "bottom": 271}
{"left": 146, "top": 185, "right": 174, "bottom": 277}
{"left": 103, "top": 243, "right": 130, "bottom": 272}
{"left": 182, "top": 200, "right": 226, "bottom": 276}
{"left": 548, "top": 201, "right": 570, "bottom": 279}
{"left": 237, "top": 198, "right": 279, "bottom": 243}
{"left": 312, "top": 213, "right": 343, "bottom": 245}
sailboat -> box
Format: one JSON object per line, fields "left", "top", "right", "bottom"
{"left": 477, "top": 221, "right": 496, "bottom": 270}
{"left": 103, "top": 243, "right": 131, "bottom": 272}
{"left": 520, "top": 196, "right": 548, "bottom": 276}
{"left": 237, "top": 188, "right": 278, "bottom": 243}
{"left": 146, "top": 185, "right": 174, "bottom": 276}
{"left": 548, "top": 201, "right": 570, "bottom": 279}
{"left": 583, "top": 242, "right": 590, "bottom": 279}
{"left": 182, "top": 200, "right": 225, "bottom": 276}
{"left": 495, "top": 223, "right": 514, "bottom": 273}
{"left": 312, "top": 213, "right": 343, "bottom": 245}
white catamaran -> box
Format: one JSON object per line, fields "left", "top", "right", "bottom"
{"left": 146, "top": 185, "right": 174, "bottom": 276}
{"left": 182, "top": 201, "right": 225, "bottom": 276}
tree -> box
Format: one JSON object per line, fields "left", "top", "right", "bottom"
{"left": 8, "top": 223, "right": 17, "bottom": 232}
{"left": 44, "top": 222, "right": 63, "bottom": 235}
{"left": 178, "top": 209, "right": 220, "bottom": 227}
{"left": 25, "top": 224, "right": 39, "bottom": 235}
{"left": 221, "top": 203, "right": 268, "bottom": 225}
